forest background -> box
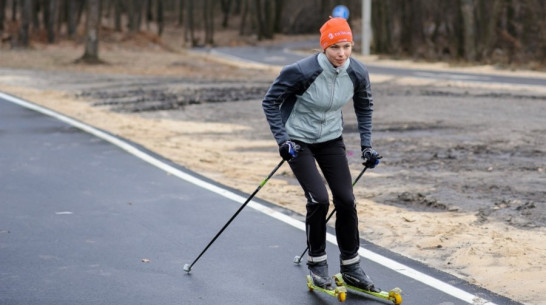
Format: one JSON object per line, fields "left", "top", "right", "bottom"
{"left": 1, "top": 0, "right": 546, "bottom": 69}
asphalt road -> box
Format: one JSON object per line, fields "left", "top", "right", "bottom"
{"left": 206, "top": 45, "right": 546, "bottom": 87}
{"left": 0, "top": 93, "right": 521, "bottom": 305}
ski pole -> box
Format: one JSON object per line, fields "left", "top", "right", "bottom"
{"left": 293, "top": 166, "right": 368, "bottom": 265}
{"left": 184, "top": 159, "right": 285, "bottom": 273}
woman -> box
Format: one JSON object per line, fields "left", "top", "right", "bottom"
{"left": 262, "top": 17, "right": 382, "bottom": 291}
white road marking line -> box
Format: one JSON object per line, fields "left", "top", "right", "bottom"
{"left": 55, "top": 211, "right": 73, "bottom": 215}
{"left": 1, "top": 91, "right": 498, "bottom": 305}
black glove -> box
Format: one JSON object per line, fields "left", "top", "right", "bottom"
{"left": 279, "top": 140, "right": 301, "bottom": 161}
{"left": 361, "top": 147, "right": 382, "bottom": 168}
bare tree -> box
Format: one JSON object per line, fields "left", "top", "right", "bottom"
{"left": 157, "top": 0, "right": 164, "bottom": 36}
{"left": 476, "top": 0, "right": 502, "bottom": 60}
{"left": 184, "top": 0, "right": 195, "bottom": 46}
{"left": 128, "top": 0, "right": 144, "bottom": 33}
{"left": 0, "top": 0, "right": 6, "bottom": 31}
{"left": 66, "top": 0, "right": 77, "bottom": 38}
{"left": 220, "top": 0, "right": 231, "bottom": 28}
{"left": 254, "top": 0, "right": 275, "bottom": 39}
{"left": 31, "top": 0, "right": 39, "bottom": 29}
{"left": 233, "top": 0, "right": 242, "bottom": 14}
{"left": 127, "top": 0, "right": 135, "bottom": 32}
{"left": 177, "top": 0, "right": 184, "bottom": 26}
{"left": 203, "top": 0, "right": 214, "bottom": 45}
{"left": 47, "top": 0, "right": 57, "bottom": 43}
{"left": 239, "top": 0, "right": 248, "bottom": 35}
{"left": 460, "top": 0, "right": 477, "bottom": 61}
{"left": 78, "top": 0, "right": 102, "bottom": 64}
{"left": 55, "top": 0, "right": 65, "bottom": 33}
{"left": 19, "top": 0, "right": 32, "bottom": 46}
{"left": 11, "top": 0, "right": 17, "bottom": 21}
{"left": 145, "top": 0, "right": 153, "bottom": 30}
{"left": 2, "top": 0, "right": 544, "bottom": 67}
{"left": 372, "top": 0, "right": 393, "bottom": 54}
{"left": 114, "top": 0, "right": 122, "bottom": 32}
{"left": 273, "top": 0, "right": 283, "bottom": 33}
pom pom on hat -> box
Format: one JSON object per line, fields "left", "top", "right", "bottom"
{"left": 320, "top": 17, "right": 353, "bottom": 50}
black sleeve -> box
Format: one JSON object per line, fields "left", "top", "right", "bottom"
{"left": 350, "top": 61, "right": 374, "bottom": 148}
{"left": 262, "top": 63, "right": 303, "bottom": 145}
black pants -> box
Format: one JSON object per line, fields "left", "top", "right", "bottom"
{"left": 289, "top": 137, "right": 360, "bottom": 260}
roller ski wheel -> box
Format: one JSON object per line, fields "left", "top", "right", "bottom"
{"left": 333, "top": 273, "right": 402, "bottom": 305}
{"left": 307, "top": 275, "right": 347, "bottom": 302}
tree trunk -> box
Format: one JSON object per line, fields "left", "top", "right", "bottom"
{"left": 78, "top": 0, "right": 102, "bottom": 64}
{"left": 11, "top": 0, "right": 17, "bottom": 21}
{"left": 75, "top": 0, "right": 85, "bottom": 26}
{"left": 43, "top": 0, "right": 50, "bottom": 33}
{"left": 399, "top": 0, "right": 411, "bottom": 54}
{"left": 476, "top": 0, "right": 501, "bottom": 59}
{"left": 157, "top": 0, "right": 163, "bottom": 36}
{"left": 411, "top": 0, "right": 424, "bottom": 55}
{"left": 220, "top": 0, "right": 231, "bottom": 28}
{"left": 262, "top": 0, "right": 274, "bottom": 39}
{"left": 233, "top": 0, "right": 241, "bottom": 14}
{"left": 372, "top": 0, "right": 392, "bottom": 54}
{"left": 239, "top": 0, "right": 248, "bottom": 35}
{"left": 319, "top": 0, "right": 330, "bottom": 18}
{"left": 55, "top": 0, "right": 64, "bottom": 33}
{"left": 145, "top": 0, "right": 152, "bottom": 30}
{"left": 184, "top": 0, "right": 195, "bottom": 46}
{"left": 0, "top": 0, "right": 6, "bottom": 31}
{"left": 19, "top": 0, "right": 32, "bottom": 46}
{"left": 114, "top": 0, "right": 122, "bottom": 31}
{"left": 273, "top": 0, "right": 283, "bottom": 33}
{"left": 253, "top": 0, "right": 265, "bottom": 40}
{"left": 47, "top": 0, "right": 57, "bottom": 43}
{"left": 203, "top": 0, "right": 214, "bottom": 45}
{"left": 460, "top": 0, "right": 477, "bottom": 61}
{"left": 128, "top": 0, "right": 135, "bottom": 31}
{"left": 134, "top": 0, "right": 143, "bottom": 32}
{"left": 177, "top": 0, "right": 184, "bottom": 26}
{"left": 31, "top": 0, "right": 39, "bottom": 29}
{"left": 66, "top": 0, "right": 77, "bottom": 38}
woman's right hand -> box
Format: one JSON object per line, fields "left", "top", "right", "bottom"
{"left": 279, "top": 141, "right": 301, "bottom": 161}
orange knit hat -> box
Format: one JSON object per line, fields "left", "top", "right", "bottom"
{"left": 320, "top": 17, "right": 353, "bottom": 50}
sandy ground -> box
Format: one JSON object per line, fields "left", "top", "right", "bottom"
{"left": 1, "top": 32, "right": 545, "bottom": 305}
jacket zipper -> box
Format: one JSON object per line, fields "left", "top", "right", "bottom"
{"left": 317, "top": 69, "right": 339, "bottom": 140}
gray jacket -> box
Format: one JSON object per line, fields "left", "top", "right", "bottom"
{"left": 262, "top": 52, "right": 374, "bottom": 147}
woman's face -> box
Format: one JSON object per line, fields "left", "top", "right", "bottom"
{"left": 324, "top": 42, "right": 353, "bottom": 67}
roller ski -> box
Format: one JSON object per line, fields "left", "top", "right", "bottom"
{"left": 307, "top": 275, "right": 347, "bottom": 302}
{"left": 306, "top": 260, "right": 347, "bottom": 302}
{"left": 333, "top": 268, "right": 402, "bottom": 305}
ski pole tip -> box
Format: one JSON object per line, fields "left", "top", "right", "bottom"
{"left": 183, "top": 264, "right": 191, "bottom": 273}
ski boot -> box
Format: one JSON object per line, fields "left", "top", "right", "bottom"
{"left": 306, "top": 259, "right": 347, "bottom": 302}
{"left": 340, "top": 261, "right": 381, "bottom": 292}
{"left": 334, "top": 261, "right": 402, "bottom": 304}
{"left": 308, "top": 260, "right": 333, "bottom": 288}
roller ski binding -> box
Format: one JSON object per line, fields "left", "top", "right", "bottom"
{"left": 333, "top": 263, "right": 402, "bottom": 305}
{"left": 306, "top": 260, "right": 347, "bottom": 302}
